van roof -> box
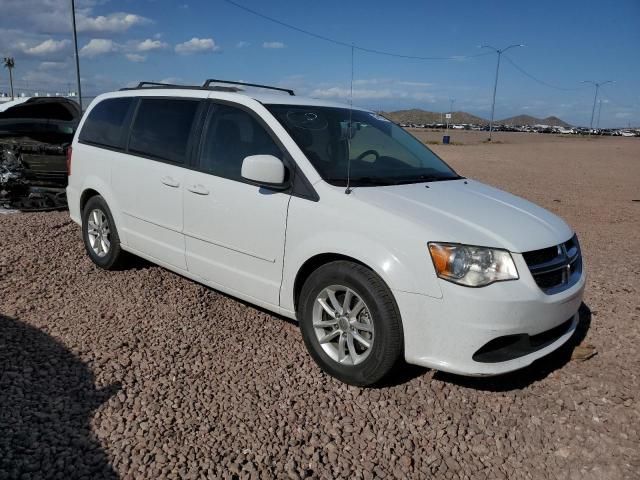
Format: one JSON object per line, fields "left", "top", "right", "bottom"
{"left": 114, "top": 79, "right": 361, "bottom": 110}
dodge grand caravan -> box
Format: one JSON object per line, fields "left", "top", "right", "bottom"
{"left": 67, "top": 79, "right": 585, "bottom": 386}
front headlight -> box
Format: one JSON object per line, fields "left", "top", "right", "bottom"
{"left": 428, "top": 243, "right": 518, "bottom": 287}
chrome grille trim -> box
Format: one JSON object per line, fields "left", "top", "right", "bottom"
{"left": 523, "top": 235, "right": 582, "bottom": 295}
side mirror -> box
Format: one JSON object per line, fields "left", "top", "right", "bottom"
{"left": 241, "top": 155, "right": 287, "bottom": 188}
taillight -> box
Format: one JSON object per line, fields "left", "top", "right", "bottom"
{"left": 66, "top": 146, "right": 72, "bottom": 176}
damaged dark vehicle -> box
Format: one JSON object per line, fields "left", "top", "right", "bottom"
{"left": 0, "top": 97, "right": 80, "bottom": 211}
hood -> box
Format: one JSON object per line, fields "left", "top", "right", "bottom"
{"left": 351, "top": 179, "right": 573, "bottom": 253}
{"left": 0, "top": 97, "right": 80, "bottom": 143}
{"left": 0, "top": 97, "right": 81, "bottom": 121}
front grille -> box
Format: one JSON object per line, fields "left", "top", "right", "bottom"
{"left": 522, "top": 246, "right": 558, "bottom": 265}
{"left": 523, "top": 234, "right": 582, "bottom": 294}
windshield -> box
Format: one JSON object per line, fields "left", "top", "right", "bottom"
{"left": 266, "top": 105, "right": 460, "bottom": 187}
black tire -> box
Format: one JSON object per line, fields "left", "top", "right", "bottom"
{"left": 82, "top": 195, "right": 125, "bottom": 270}
{"left": 298, "top": 261, "right": 404, "bottom": 386}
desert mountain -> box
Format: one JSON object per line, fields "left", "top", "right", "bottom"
{"left": 499, "top": 115, "right": 571, "bottom": 127}
{"left": 383, "top": 109, "right": 571, "bottom": 127}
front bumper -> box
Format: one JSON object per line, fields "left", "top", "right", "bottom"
{"left": 396, "top": 253, "right": 586, "bottom": 376}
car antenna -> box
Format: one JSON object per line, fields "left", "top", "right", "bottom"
{"left": 345, "top": 44, "right": 355, "bottom": 194}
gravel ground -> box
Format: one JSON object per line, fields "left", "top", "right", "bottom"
{"left": 1, "top": 133, "right": 639, "bottom": 479}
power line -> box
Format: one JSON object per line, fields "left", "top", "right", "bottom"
{"left": 503, "top": 55, "right": 588, "bottom": 91}
{"left": 222, "top": 0, "right": 493, "bottom": 61}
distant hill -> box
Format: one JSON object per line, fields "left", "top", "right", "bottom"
{"left": 383, "top": 109, "right": 487, "bottom": 125}
{"left": 499, "top": 115, "right": 571, "bottom": 127}
{"left": 383, "top": 108, "right": 571, "bottom": 127}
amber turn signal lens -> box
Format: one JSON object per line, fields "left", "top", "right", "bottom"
{"left": 429, "top": 243, "right": 452, "bottom": 276}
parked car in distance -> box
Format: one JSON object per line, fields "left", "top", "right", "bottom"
{"left": 67, "top": 80, "right": 585, "bottom": 386}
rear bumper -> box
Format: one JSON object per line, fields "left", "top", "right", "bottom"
{"left": 66, "top": 185, "right": 81, "bottom": 224}
{"left": 396, "top": 255, "right": 585, "bottom": 376}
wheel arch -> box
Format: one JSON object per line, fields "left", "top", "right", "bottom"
{"left": 80, "top": 188, "right": 101, "bottom": 213}
{"left": 77, "top": 178, "right": 127, "bottom": 245}
{"left": 292, "top": 253, "right": 384, "bottom": 313}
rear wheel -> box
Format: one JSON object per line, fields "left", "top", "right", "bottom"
{"left": 298, "top": 261, "right": 403, "bottom": 386}
{"left": 82, "top": 195, "right": 125, "bottom": 270}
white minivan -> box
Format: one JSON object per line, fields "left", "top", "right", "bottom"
{"left": 67, "top": 80, "right": 585, "bottom": 386}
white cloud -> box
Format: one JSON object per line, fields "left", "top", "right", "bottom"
{"left": 159, "top": 77, "right": 187, "bottom": 85}
{"left": 236, "top": 41, "right": 250, "bottom": 48}
{"left": 175, "top": 37, "right": 220, "bottom": 54}
{"left": 38, "top": 61, "right": 68, "bottom": 70}
{"left": 398, "top": 81, "right": 434, "bottom": 88}
{"left": 80, "top": 38, "right": 117, "bottom": 58}
{"left": 311, "top": 87, "right": 395, "bottom": 100}
{"left": 136, "top": 39, "right": 168, "bottom": 52}
{"left": 20, "top": 38, "right": 70, "bottom": 56}
{"left": 77, "top": 13, "right": 151, "bottom": 33}
{"left": 310, "top": 86, "right": 436, "bottom": 102}
{"left": 125, "top": 53, "right": 146, "bottom": 62}
{"left": 263, "top": 41, "right": 285, "bottom": 49}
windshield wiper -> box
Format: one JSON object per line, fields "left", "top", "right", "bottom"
{"left": 325, "top": 176, "right": 398, "bottom": 186}
{"left": 325, "top": 174, "right": 464, "bottom": 187}
{"left": 393, "top": 174, "right": 464, "bottom": 185}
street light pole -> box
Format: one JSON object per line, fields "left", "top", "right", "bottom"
{"left": 3, "top": 57, "right": 15, "bottom": 100}
{"left": 70, "top": 0, "right": 83, "bottom": 110}
{"left": 582, "top": 80, "right": 613, "bottom": 132}
{"left": 481, "top": 44, "right": 525, "bottom": 141}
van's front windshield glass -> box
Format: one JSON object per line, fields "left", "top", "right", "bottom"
{"left": 266, "top": 104, "right": 461, "bottom": 187}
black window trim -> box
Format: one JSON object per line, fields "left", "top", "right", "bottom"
{"left": 188, "top": 99, "right": 318, "bottom": 201}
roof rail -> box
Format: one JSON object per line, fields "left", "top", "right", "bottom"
{"left": 202, "top": 79, "right": 295, "bottom": 96}
{"left": 118, "top": 79, "right": 295, "bottom": 96}
{"left": 119, "top": 81, "right": 197, "bottom": 91}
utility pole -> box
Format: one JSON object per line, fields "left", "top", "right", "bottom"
{"left": 596, "top": 99, "right": 602, "bottom": 129}
{"left": 481, "top": 44, "right": 525, "bottom": 141}
{"left": 3, "top": 57, "right": 15, "bottom": 100}
{"left": 70, "top": 0, "right": 83, "bottom": 110}
{"left": 582, "top": 80, "right": 613, "bottom": 133}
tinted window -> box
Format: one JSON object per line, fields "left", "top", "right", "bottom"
{"left": 199, "top": 104, "right": 282, "bottom": 181}
{"left": 129, "top": 98, "right": 199, "bottom": 164}
{"left": 79, "top": 97, "right": 133, "bottom": 149}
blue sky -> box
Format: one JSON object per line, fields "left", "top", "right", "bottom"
{"left": 1, "top": 0, "right": 638, "bottom": 126}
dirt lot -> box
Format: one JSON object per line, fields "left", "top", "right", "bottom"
{"left": 1, "top": 132, "right": 639, "bottom": 479}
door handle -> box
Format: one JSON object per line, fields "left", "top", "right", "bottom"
{"left": 187, "top": 184, "right": 210, "bottom": 195}
{"left": 160, "top": 176, "right": 180, "bottom": 188}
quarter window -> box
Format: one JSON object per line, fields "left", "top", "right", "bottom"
{"left": 79, "top": 97, "right": 133, "bottom": 149}
{"left": 129, "top": 98, "right": 200, "bottom": 164}
{"left": 199, "top": 104, "right": 283, "bottom": 181}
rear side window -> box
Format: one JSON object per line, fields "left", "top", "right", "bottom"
{"left": 199, "top": 104, "right": 282, "bottom": 181}
{"left": 129, "top": 98, "right": 199, "bottom": 164}
{"left": 79, "top": 97, "right": 133, "bottom": 149}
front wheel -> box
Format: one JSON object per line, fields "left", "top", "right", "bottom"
{"left": 298, "top": 261, "right": 404, "bottom": 386}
